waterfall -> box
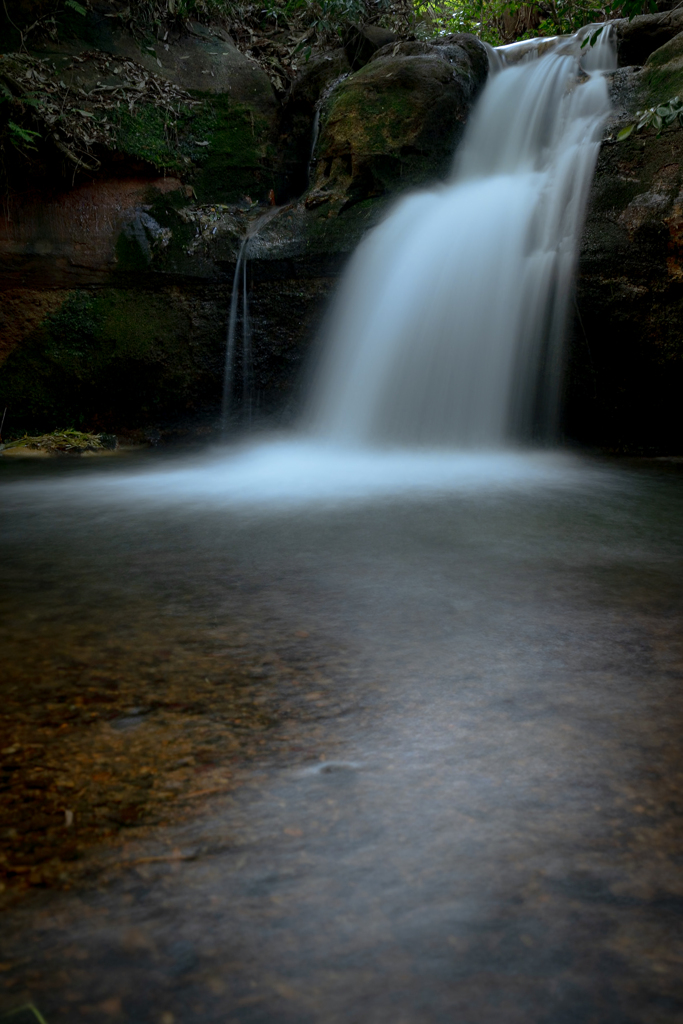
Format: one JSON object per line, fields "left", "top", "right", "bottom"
{"left": 221, "top": 237, "right": 250, "bottom": 433}
{"left": 307, "top": 28, "right": 615, "bottom": 448}
{"left": 221, "top": 204, "right": 291, "bottom": 433}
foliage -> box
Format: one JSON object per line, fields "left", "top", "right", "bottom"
{"left": 0, "top": 0, "right": 664, "bottom": 66}
{"left": 0, "top": 49, "right": 200, "bottom": 177}
{"left": 0, "top": 429, "right": 113, "bottom": 453}
{"left": 7, "top": 119, "right": 40, "bottom": 149}
{"left": 0, "top": 0, "right": 666, "bottom": 184}
{"left": 404, "top": 0, "right": 658, "bottom": 46}
{"left": 617, "top": 94, "right": 683, "bottom": 139}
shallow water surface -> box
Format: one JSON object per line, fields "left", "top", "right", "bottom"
{"left": 1, "top": 446, "right": 682, "bottom": 1023}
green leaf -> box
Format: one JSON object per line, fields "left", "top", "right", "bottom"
{"left": 8, "top": 121, "right": 41, "bottom": 148}
{"left": 617, "top": 124, "right": 635, "bottom": 140}
{"left": 64, "top": 0, "right": 87, "bottom": 13}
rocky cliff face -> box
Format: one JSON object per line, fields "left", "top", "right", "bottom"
{"left": 0, "top": 22, "right": 488, "bottom": 438}
{"left": 2, "top": 13, "right": 683, "bottom": 451}
{"left": 568, "top": 19, "right": 683, "bottom": 452}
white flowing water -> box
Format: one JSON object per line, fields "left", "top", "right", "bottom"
{"left": 307, "top": 27, "right": 615, "bottom": 447}
{"left": 221, "top": 238, "right": 252, "bottom": 432}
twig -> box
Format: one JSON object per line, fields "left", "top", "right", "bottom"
{"left": 115, "top": 852, "right": 199, "bottom": 868}
{"left": 1, "top": 0, "right": 26, "bottom": 52}
{"left": 178, "top": 786, "right": 232, "bottom": 799}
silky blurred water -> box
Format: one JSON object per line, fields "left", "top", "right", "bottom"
{"left": 307, "top": 29, "right": 614, "bottom": 445}
{"left": 2, "top": 452, "right": 683, "bottom": 1023}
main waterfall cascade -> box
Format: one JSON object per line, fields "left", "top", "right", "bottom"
{"left": 306, "top": 27, "right": 616, "bottom": 447}
{"left": 3, "top": 29, "right": 620, "bottom": 512}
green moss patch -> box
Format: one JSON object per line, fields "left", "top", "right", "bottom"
{"left": 640, "top": 36, "right": 683, "bottom": 108}
{"left": 114, "top": 95, "right": 278, "bottom": 202}
{"left": 0, "top": 289, "right": 220, "bottom": 433}
{"left": 324, "top": 81, "right": 419, "bottom": 155}
{"left": 191, "top": 95, "right": 276, "bottom": 203}
{"left": 641, "top": 64, "right": 683, "bottom": 107}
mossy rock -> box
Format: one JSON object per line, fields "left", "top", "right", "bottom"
{"left": 0, "top": 289, "right": 222, "bottom": 432}
{"left": 190, "top": 96, "right": 277, "bottom": 204}
{"left": 109, "top": 94, "right": 276, "bottom": 202}
{"left": 641, "top": 31, "right": 683, "bottom": 108}
{"left": 569, "top": 102, "right": 683, "bottom": 451}
{"left": 616, "top": 10, "right": 683, "bottom": 68}
{"left": 307, "top": 36, "right": 488, "bottom": 209}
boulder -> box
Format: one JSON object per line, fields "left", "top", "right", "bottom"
{"left": 276, "top": 48, "right": 352, "bottom": 199}
{"left": 30, "top": 16, "right": 278, "bottom": 114}
{"left": 636, "top": 28, "right": 683, "bottom": 108}
{"left": 343, "top": 24, "right": 398, "bottom": 71}
{"left": 305, "top": 35, "right": 489, "bottom": 211}
{"left": 569, "top": 39, "right": 683, "bottom": 451}
{"left": 109, "top": 23, "right": 277, "bottom": 114}
{"left": 24, "top": 16, "right": 280, "bottom": 206}
{"left": 615, "top": 9, "right": 683, "bottom": 66}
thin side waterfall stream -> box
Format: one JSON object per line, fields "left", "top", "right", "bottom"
{"left": 221, "top": 237, "right": 252, "bottom": 433}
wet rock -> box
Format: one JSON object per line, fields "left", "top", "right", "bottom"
{"left": 638, "top": 29, "right": 683, "bottom": 108}
{"left": 276, "top": 48, "right": 352, "bottom": 199}
{"left": 614, "top": 9, "right": 683, "bottom": 67}
{"left": 343, "top": 23, "right": 397, "bottom": 71}
{"left": 570, "top": 44, "right": 683, "bottom": 452}
{"left": 33, "top": 19, "right": 278, "bottom": 115}
{"left": 306, "top": 34, "right": 488, "bottom": 211}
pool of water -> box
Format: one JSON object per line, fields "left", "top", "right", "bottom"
{"left": 1, "top": 444, "right": 682, "bottom": 1023}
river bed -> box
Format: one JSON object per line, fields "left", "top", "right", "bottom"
{"left": 1, "top": 445, "right": 682, "bottom": 1023}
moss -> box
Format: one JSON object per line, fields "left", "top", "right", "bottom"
{"left": 639, "top": 36, "right": 683, "bottom": 108}
{"left": 114, "top": 94, "right": 278, "bottom": 202}
{"left": 0, "top": 288, "right": 218, "bottom": 432}
{"left": 116, "top": 104, "right": 181, "bottom": 170}
{"left": 191, "top": 95, "right": 276, "bottom": 203}
{"left": 645, "top": 31, "right": 683, "bottom": 69}
{"left": 115, "top": 103, "right": 199, "bottom": 171}
{"left": 641, "top": 65, "right": 683, "bottom": 107}
{"left": 324, "top": 83, "right": 420, "bottom": 155}
{"left": 42, "top": 292, "right": 105, "bottom": 378}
